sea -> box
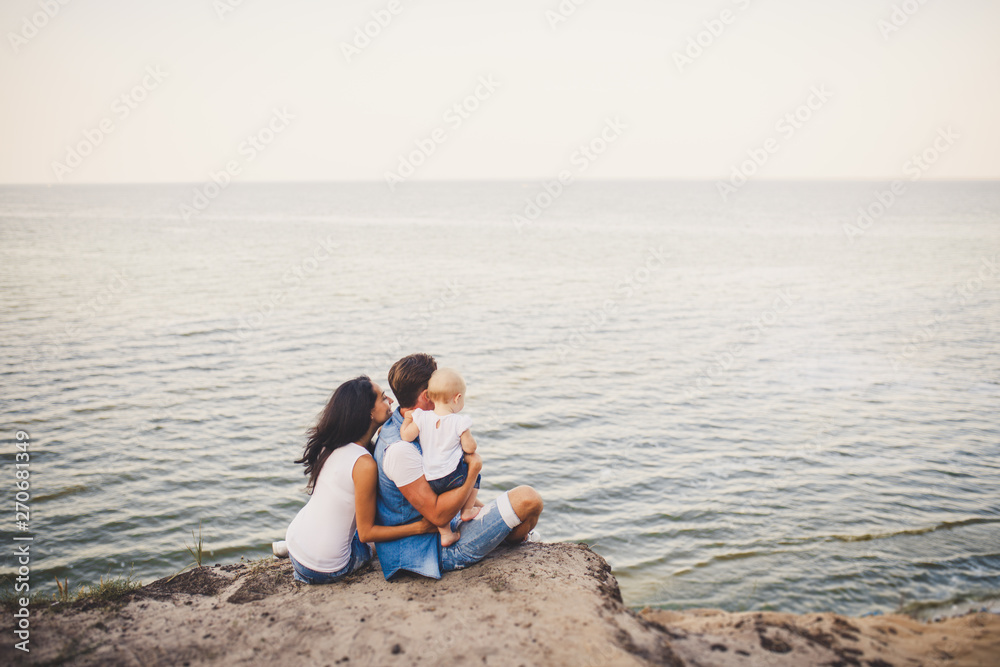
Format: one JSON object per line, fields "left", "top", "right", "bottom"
{"left": 1, "top": 181, "right": 998, "bottom": 617}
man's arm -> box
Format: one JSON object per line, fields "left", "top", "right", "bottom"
{"left": 353, "top": 456, "right": 435, "bottom": 542}
{"left": 397, "top": 452, "right": 483, "bottom": 527}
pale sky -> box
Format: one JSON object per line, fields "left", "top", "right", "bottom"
{"left": 1, "top": 0, "right": 998, "bottom": 183}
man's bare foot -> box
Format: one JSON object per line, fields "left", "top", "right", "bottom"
{"left": 461, "top": 507, "right": 480, "bottom": 522}
{"left": 439, "top": 529, "right": 460, "bottom": 547}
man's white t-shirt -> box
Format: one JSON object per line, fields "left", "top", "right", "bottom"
{"left": 381, "top": 440, "right": 426, "bottom": 487}
{"left": 409, "top": 409, "right": 472, "bottom": 481}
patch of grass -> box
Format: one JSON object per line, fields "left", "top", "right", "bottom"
{"left": 73, "top": 570, "right": 143, "bottom": 606}
{"left": 186, "top": 522, "right": 205, "bottom": 568}
{"left": 55, "top": 576, "right": 71, "bottom": 603}
{"left": 168, "top": 522, "right": 209, "bottom": 581}
{"left": 0, "top": 569, "right": 143, "bottom": 613}
{"left": 238, "top": 554, "right": 276, "bottom": 578}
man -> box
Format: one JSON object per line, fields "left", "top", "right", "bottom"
{"left": 373, "top": 353, "right": 543, "bottom": 579}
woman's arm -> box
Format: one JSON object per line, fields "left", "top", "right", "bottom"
{"left": 353, "top": 455, "right": 434, "bottom": 542}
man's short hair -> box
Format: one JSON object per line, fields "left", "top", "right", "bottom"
{"left": 387, "top": 353, "right": 437, "bottom": 409}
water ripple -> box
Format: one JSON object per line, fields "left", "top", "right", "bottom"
{"left": 2, "top": 182, "right": 999, "bottom": 616}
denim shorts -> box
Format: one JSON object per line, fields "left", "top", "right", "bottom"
{"left": 440, "top": 492, "right": 519, "bottom": 572}
{"left": 290, "top": 532, "right": 372, "bottom": 584}
{"left": 427, "top": 459, "right": 482, "bottom": 495}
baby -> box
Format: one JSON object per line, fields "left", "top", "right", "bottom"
{"left": 400, "top": 368, "right": 480, "bottom": 546}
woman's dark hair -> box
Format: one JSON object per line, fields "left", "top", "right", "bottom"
{"left": 295, "top": 376, "right": 376, "bottom": 493}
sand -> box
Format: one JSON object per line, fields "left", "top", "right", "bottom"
{"left": 642, "top": 608, "right": 1000, "bottom": 667}
{"left": 3, "top": 542, "right": 997, "bottom": 666}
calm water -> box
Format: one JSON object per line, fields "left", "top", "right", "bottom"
{"left": 1, "top": 182, "right": 998, "bottom": 616}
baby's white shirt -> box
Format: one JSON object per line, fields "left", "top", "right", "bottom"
{"left": 410, "top": 409, "right": 473, "bottom": 481}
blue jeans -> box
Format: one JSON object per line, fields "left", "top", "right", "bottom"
{"left": 440, "top": 494, "right": 519, "bottom": 572}
{"left": 290, "top": 532, "right": 372, "bottom": 584}
{"left": 427, "top": 459, "right": 481, "bottom": 495}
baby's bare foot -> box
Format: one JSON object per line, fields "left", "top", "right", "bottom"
{"left": 440, "top": 530, "right": 460, "bottom": 547}
{"left": 461, "top": 507, "right": 480, "bottom": 522}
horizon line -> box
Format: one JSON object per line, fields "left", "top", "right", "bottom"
{"left": 2, "top": 178, "right": 1000, "bottom": 187}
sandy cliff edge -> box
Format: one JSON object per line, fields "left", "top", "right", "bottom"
{"left": 2, "top": 542, "right": 997, "bottom": 666}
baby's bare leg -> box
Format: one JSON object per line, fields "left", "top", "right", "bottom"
{"left": 460, "top": 488, "right": 480, "bottom": 522}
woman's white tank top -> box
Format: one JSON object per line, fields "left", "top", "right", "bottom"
{"left": 285, "top": 443, "right": 369, "bottom": 572}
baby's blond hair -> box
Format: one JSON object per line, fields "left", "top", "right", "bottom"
{"left": 426, "top": 368, "right": 466, "bottom": 404}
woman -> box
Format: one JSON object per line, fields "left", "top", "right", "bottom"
{"left": 284, "top": 376, "right": 435, "bottom": 584}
